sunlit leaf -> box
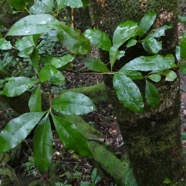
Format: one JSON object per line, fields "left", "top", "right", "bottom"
{"left": 142, "top": 36, "right": 162, "bottom": 54}
{"left": 113, "top": 72, "right": 144, "bottom": 112}
{"left": 137, "top": 12, "right": 156, "bottom": 37}
{"left": 113, "top": 20, "right": 138, "bottom": 48}
{"left": 28, "top": 85, "right": 42, "bottom": 112}
{"left": 84, "top": 58, "right": 109, "bottom": 72}
{"left": 84, "top": 29, "right": 112, "bottom": 51}
{"left": 39, "top": 65, "right": 65, "bottom": 85}
{"left": 145, "top": 80, "right": 160, "bottom": 108}
{"left": 0, "top": 112, "right": 45, "bottom": 152}
{"left": 0, "top": 38, "right": 12, "bottom": 50}
{"left": 52, "top": 92, "right": 96, "bottom": 115}
{"left": 52, "top": 115, "right": 91, "bottom": 157}
{"left": 122, "top": 54, "right": 176, "bottom": 72}
{"left": 33, "top": 114, "right": 53, "bottom": 172}
{"left": 7, "top": 14, "right": 59, "bottom": 36}
{"left": 1, "top": 77, "right": 36, "bottom": 97}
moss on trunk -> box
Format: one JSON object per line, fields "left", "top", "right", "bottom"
{"left": 90, "top": 0, "right": 186, "bottom": 185}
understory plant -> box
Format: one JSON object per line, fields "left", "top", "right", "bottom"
{"left": 0, "top": 0, "right": 186, "bottom": 184}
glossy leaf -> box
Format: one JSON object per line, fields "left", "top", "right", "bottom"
{"left": 180, "top": 32, "right": 186, "bottom": 59}
{"left": 33, "top": 114, "right": 53, "bottom": 172}
{"left": 113, "top": 72, "right": 144, "bottom": 112}
{"left": 55, "top": 23, "right": 91, "bottom": 55}
{"left": 149, "top": 25, "right": 172, "bottom": 38}
{"left": 84, "top": 29, "right": 112, "bottom": 51}
{"left": 39, "top": 65, "right": 65, "bottom": 85}
{"left": 109, "top": 46, "right": 125, "bottom": 70}
{"left": 7, "top": 14, "right": 59, "bottom": 36}
{"left": 138, "top": 12, "right": 156, "bottom": 37}
{"left": 0, "top": 112, "right": 45, "bottom": 152}
{"left": 142, "top": 36, "right": 162, "bottom": 54}
{"left": 119, "top": 70, "right": 143, "bottom": 80}
{"left": 145, "top": 80, "right": 160, "bottom": 108}
{"left": 175, "top": 46, "right": 181, "bottom": 61}
{"left": 28, "top": 85, "right": 42, "bottom": 112}
{"left": 29, "top": 0, "right": 54, "bottom": 14}
{"left": 148, "top": 74, "right": 161, "bottom": 82}
{"left": 15, "top": 36, "right": 36, "bottom": 57}
{"left": 52, "top": 92, "right": 96, "bottom": 115}
{"left": 112, "top": 20, "right": 138, "bottom": 48}
{"left": 84, "top": 58, "right": 109, "bottom": 72}
{"left": 1, "top": 77, "right": 36, "bottom": 97}
{"left": 52, "top": 115, "right": 91, "bottom": 157}
{"left": 122, "top": 54, "right": 176, "bottom": 72}
{"left": 126, "top": 39, "right": 137, "bottom": 48}
{"left": 41, "top": 54, "right": 74, "bottom": 69}
{"left": 0, "top": 38, "right": 12, "bottom": 50}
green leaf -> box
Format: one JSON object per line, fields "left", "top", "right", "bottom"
{"left": 138, "top": 12, "right": 156, "bottom": 37}
{"left": 148, "top": 74, "right": 161, "bottom": 82}
{"left": 15, "top": 36, "right": 36, "bottom": 57}
{"left": 55, "top": 23, "right": 91, "bottom": 55}
{"left": 52, "top": 115, "right": 91, "bottom": 157}
{"left": 39, "top": 65, "right": 65, "bottom": 85}
{"left": 178, "top": 16, "right": 186, "bottom": 23}
{"left": 28, "top": 85, "right": 42, "bottom": 112}
{"left": 162, "top": 70, "right": 177, "bottom": 81}
{"left": 149, "top": 25, "right": 172, "bottom": 38}
{"left": 0, "top": 38, "right": 12, "bottom": 50}
{"left": 7, "top": 14, "right": 59, "bottom": 36}
{"left": 52, "top": 92, "right": 96, "bottom": 115}
{"left": 109, "top": 46, "right": 125, "bottom": 70}
{"left": 41, "top": 54, "right": 74, "bottom": 69}
{"left": 113, "top": 72, "right": 144, "bottom": 112}
{"left": 122, "top": 54, "right": 176, "bottom": 72}
{"left": 180, "top": 32, "right": 186, "bottom": 60}
{"left": 126, "top": 39, "right": 137, "bottom": 48}
{"left": 113, "top": 20, "right": 138, "bottom": 48}
{"left": 1, "top": 77, "right": 36, "bottom": 97}
{"left": 142, "top": 36, "right": 162, "bottom": 54}
{"left": 179, "top": 64, "right": 186, "bottom": 75}
{"left": 60, "top": 0, "right": 89, "bottom": 8}
{"left": 33, "top": 114, "right": 53, "bottom": 172}
{"left": 84, "top": 58, "right": 109, "bottom": 72}
{"left": 0, "top": 112, "right": 45, "bottom": 152}
{"left": 119, "top": 70, "right": 143, "bottom": 80}
{"left": 84, "top": 29, "right": 112, "bottom": 51}
{"left": 145, "top": 80, "right": 160, "bottom": 108}
{"left": 175, "top": 46, "right": 181, "bottom": 61}
{"left": 7, "top": 0, "right": 28, "bottom": 10}
{"left": 29, "top": 0, "right": 54, "bottom": 14}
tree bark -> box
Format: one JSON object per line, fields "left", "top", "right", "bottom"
{"left": 90, "top": 0, "right": 186, "bottom": 185}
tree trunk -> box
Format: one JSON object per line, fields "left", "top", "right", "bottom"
{"left": 90, "top": 0, "right": 186, "bottom": 185}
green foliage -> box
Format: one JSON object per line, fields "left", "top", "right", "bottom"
{"left": 0, "top": 4, "right": 181, "bottom": 183}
